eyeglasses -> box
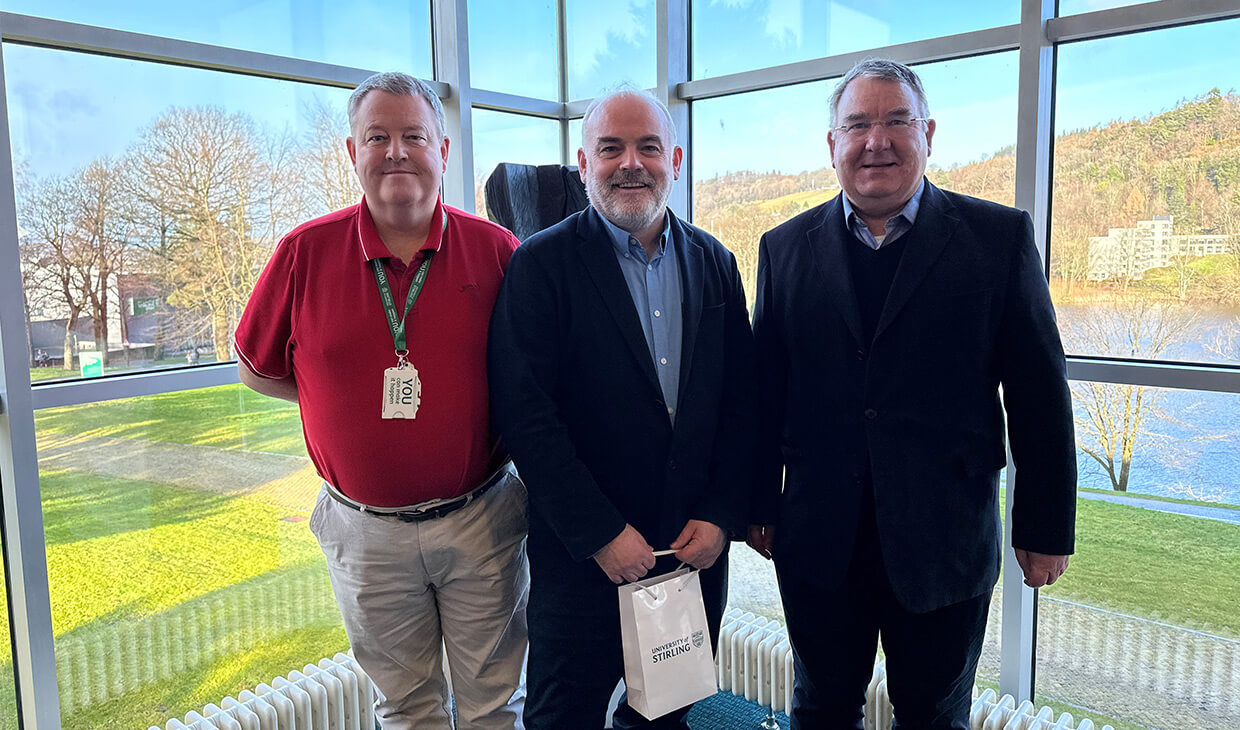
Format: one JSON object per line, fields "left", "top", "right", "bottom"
{"left": 833, "top": 117, "right": 929, "bottom": 137}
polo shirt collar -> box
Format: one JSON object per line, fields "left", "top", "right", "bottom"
{"left": 357, "top": 195, "right": 446, "bottom": 262}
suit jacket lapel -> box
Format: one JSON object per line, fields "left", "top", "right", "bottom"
{"left": 575, "top": 207, "right": 663, "bottom": 395}
{"left": 873, "top": 181, "right": 958, "bottom": 341}
{"left": 812, "top": 195, "right": 865, "bottom": 346}
{"left": 673, "top": 213, "right": 703, "bottom": 399}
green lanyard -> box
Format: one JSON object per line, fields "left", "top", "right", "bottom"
{"left": 370, "top": 211, "right": 444, "bottom": 362}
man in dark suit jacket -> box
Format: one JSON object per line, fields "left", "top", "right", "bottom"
{"left": 489, "top": 88, "right": 755, "bottom": 729}
{"left": 748, "top": 60, "right": 1077, "bottom": 729}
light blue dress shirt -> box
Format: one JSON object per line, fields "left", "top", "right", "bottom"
{"left": 600, "top": 211, "right": 683, "bottom": 424}
{"left": 842, "top": 178, "right": 926, "bottom": 249}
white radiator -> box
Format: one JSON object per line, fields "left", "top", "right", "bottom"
{"left": 150, "top": 652, "right": 375, "bottom": 730}
{"left": 717, "top": 611, "right": 1117, "bottom": 730}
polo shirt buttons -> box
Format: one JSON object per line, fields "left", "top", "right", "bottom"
{"left": 864, "top": 408, "right": 878, "bottom": 420}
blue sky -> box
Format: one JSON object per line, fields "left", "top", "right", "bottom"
{"left": 4, "top": 2, "right": 1239, "bottom": 186}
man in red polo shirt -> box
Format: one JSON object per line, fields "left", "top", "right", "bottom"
{"left": 235, "top": 72, "right": 527, "bottom": 730}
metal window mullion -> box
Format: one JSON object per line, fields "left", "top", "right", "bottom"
{"left": 1049, "top": 0, "right": 1240, "bottom": 44}
{"left": 432, "top": 0, "right": 475, "bottom": 213}
{"left": 1067, "top": 358, "right": 1240, "bottom": 393}
{"left": 657, "top": 0, "right": 690, "bottom": 219}
{"left": 1002, "top": 0, "right": 1057, "bottom": 705}
{"left": 0, "top": 31, "right": 63, "bottom": 730}
{"left": 557, "top": 0, "right": 570, "bottom": 165}
{"left": 30, "top": 365, "right": 242, "bottom": 411}
{"left": 470, "top": 89, "right": 563, "bottom": 118}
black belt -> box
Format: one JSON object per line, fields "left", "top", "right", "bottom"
{"left": 325, "top": 463, "right": 511, "bottom": 523}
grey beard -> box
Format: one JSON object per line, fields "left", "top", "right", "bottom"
{"left": 585, "top": 175, "right": 668, "bottom": 233}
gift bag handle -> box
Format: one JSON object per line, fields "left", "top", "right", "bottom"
{"left": 635, "top": 562, "right": 692, "bottom": 599}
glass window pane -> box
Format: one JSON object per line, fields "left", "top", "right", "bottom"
{"left": 33, "top": 384, "right": 344, "bottom": 727}
{"left": 7, "top": 45, "right": 354, "bottom": 384}
{"left": 691, "top": 0, "right": 1017, "bottom": 80}
{"left": 569, "top": 118, "right": 584, "bottom": 155}
{"left": 1037, "top": 385, "right": 1240, "bottom": 729}
{"left": 468, "top": 0, "right": 558, "bottom": 99}
{"left": 565, "top": 0, "right": 656, "bottom": 101}
{"left": 1051, "top": 20, "right": 1240, "bottom": 366}
{"left": 473, "top": 109, "right": 562, "bottom": 221}
{"left": 0, "top": 1, "right": 432, "bottom": 76}
{"left": 1058, "top": 0, "right": 1145, "bottom": 16}
{"left": 691, "top": 53, "right": 1017, "bottom": 300}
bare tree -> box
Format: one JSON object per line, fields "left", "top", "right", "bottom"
{"left": 131, "top": 107, "right": 278, "bottom": 360}
{"left": 18, "top": 159, "right": 132, "bottom": 368}
{"left": 1059, "top": 297, "right": 1200, "bottom": 491}
{"left": 300, "top": 98, "right": 361, "bottom": 215}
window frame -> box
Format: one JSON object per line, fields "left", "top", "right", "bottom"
{"left": 0, "top": 0, "right": 1237, "bottom": 726}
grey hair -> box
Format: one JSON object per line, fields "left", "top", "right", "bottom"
{"left": 347, "top": 72, "right": 446, "bottom": 140}
{"left": 828, "top": 59, "right": 930, "bottom": 126}
{"left": 580, "top": 84, "right": 678, "bottom": 147}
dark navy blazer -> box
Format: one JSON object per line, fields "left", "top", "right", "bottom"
{"left": 488, "top": 205, "right": 755, "bottom": 602}
{"left": 752, "top": 181, "right": 1077, "bottom": 613}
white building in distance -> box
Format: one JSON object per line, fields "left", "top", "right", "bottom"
{"left": 1088, "top": 215, "right": 1233, "bottom": 281}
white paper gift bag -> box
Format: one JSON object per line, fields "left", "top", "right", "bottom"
{"left": 618, "top": 567, "right": 717, "bottom": 719}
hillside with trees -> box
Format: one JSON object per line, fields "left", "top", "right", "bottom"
{"left": 693, "top": 90, "right": 1240, "bottom": 495}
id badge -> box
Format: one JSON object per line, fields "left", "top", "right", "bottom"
{"left": 382, "top": 365, "right": 421, "bottom": 419}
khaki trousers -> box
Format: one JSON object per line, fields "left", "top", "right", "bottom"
{"left": 311, "top": 469, "right": 529, "bottom": 729}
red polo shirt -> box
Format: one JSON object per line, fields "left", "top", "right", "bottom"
{"left": 235, "top": 197, "right": 518, "bottom": 506}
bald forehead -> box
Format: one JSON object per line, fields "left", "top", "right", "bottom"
{"left": 582, "top": 94, "right": 676, "bottom": 146}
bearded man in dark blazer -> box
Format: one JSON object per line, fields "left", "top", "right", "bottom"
{"left": 747, "top": 59, "right": 1077, "bottom": 730}
{"left": 489, "top": 87, "right": 755, "bottom": 729}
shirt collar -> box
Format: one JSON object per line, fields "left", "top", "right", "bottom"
{"left": 357, "top": 195, "right": 446, "bottom": 262}
{"left": 598, "top": 207, "right": 672, "bottom": 258}
{"left": 841, "top": 177, "right": 926, "bottom": 233}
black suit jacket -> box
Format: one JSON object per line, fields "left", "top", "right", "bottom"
{"left": 753, "top": 181, "right": 1076, "bottom": 613}
{"left": 489, "top": 206, "right": 755, "bottom": 600}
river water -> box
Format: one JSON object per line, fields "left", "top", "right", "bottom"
{"left": 1056, "top": 305, "right": 1240, "bottom": 506}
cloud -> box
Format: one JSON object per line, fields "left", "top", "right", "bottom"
{"left": 568, "top": 0, "right": 650, "bottom": 81}
{"left": 764, "top": 0, "right": 803, "bottom": 48}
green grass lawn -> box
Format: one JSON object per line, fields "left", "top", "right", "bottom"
{"left": 35, "top": 383, "right": 304, "bottom": 455}
{"left": 0, "top": 465, "right": 345, "bottom": 728}
{"left": 1043, "top": 497, "right": 1240, "bottom": 638}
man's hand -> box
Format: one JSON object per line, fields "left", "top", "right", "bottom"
{"left": 671, "top": 520, "right": 727, "bottom": 570}
{"left": 593, "top": 524, "right": 656, "bottom": 584}
{"left": 746, "top": 524, "right": 775, "bottom": 560}
{"left": 1014, "top": 548, "right": 1069, "bottom": 588}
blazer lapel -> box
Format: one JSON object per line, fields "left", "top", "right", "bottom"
{"left": 811, "top": 195, "right": 865, "bottom": 346}
{"left": 575, "top": 207, "right": 663, "bottom": 395}
{"left": 673, "top": 213, "right": 703, "bottom": 399}
{"left": 873, "top": 181, "right": 959, "bottom": 341}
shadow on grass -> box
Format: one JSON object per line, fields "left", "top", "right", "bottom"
{"left": 40, "top": 469, "right": 234, "bottom": 546}
{"left": 34, "top": 384, "right": 305, "bottom": 456}
{"left": 52, "top": 564, "right": 345, "bottom": 725}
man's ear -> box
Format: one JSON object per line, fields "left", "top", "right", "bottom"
{"left": 346, "top": 136, "right": 357, "bottom": 166}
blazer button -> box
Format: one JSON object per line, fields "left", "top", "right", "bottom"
{"left": 856, "top": 349, "right": 866, "bottom": 360}
{"left": 864, "top": 408, "right": 878, "bottom": 420}
{"left": 669, "top": 460, "right": 678, "bottom": 471}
